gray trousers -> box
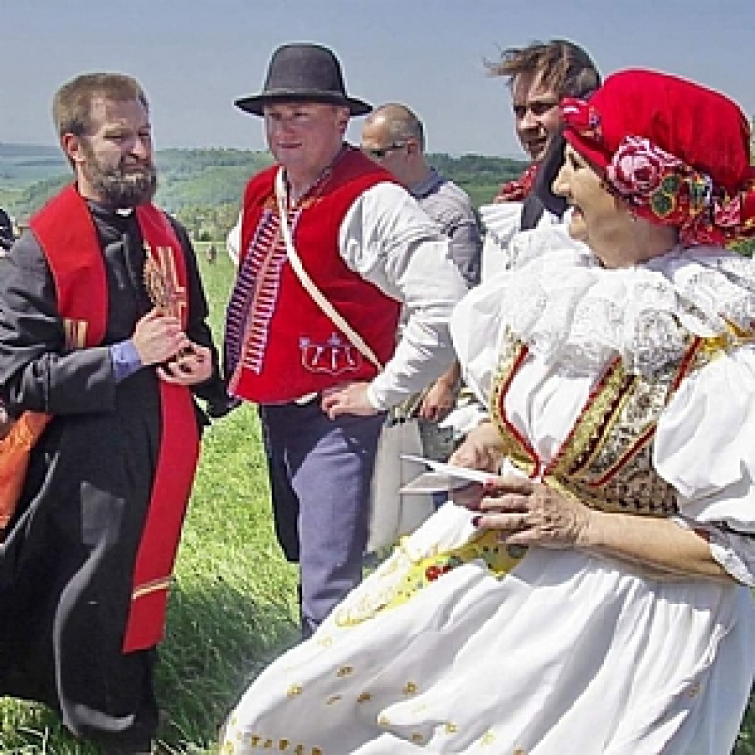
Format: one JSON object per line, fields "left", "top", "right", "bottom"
{"left": 258, "top": 401, "right": 385, "bottom": 638}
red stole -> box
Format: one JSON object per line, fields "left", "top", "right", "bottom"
{"left": 30, "top": 185, "right": 200, "bottom": 652}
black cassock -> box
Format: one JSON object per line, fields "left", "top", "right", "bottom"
{"left": 0, "top": 202, "right": 228, "bottom": 751}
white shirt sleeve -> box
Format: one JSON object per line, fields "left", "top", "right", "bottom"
{"left": 655, "top": 346, "right": 755, "bottom": 584}
{"left": 338, "top": 182, "right": 468, "bottom": 410}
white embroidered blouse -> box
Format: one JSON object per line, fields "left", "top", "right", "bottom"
{"left": 452, "top": 227, "right": 755, "bottom": 585}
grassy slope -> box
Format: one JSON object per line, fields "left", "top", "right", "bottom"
{"left": 1, "top": 246, "right": 753, "bottom": 754}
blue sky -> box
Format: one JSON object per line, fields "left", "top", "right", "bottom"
{"left": 4, "top": 0, "right": 754, "bottom": 159}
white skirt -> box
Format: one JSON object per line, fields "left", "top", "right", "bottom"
{"left": 222, "top": 504, "right": 755, "bottom": 754}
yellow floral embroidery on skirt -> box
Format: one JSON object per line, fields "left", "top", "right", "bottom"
{"left": 336, "top": 531, "right": 523, "bottom": 626}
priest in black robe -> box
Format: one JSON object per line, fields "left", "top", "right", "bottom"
{"left": 0, "top": 72, "right": 232, "bottom": 754}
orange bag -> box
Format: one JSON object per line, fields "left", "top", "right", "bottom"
{"left": 0, "top": 411, "right": 51, "bottom": 529}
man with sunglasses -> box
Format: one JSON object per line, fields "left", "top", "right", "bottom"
{"left": 360, "top": 103, "right": 481, "bottom": 472}
{"left": 361, "top": 104, "right": 481, "bottom": 288}
{"left": 481, "top": 39, "right": 601, "bottom": 277}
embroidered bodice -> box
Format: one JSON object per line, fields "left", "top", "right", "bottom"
{"left": 489, "top": 330, "right": 728, "bottom": 516}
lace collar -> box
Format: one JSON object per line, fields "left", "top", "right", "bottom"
{"left": 486, "top": 244, "right": 755, "bottom": 376}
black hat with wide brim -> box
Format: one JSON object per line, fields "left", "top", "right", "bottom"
{"left": 235, "top": 43, "right": 372, "bottom": 117}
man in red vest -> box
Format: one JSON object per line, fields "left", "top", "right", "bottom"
{"left": 0, "top": 73, "right": 232, "bottom": 754}
{"left": 225, "top": 43, "right": 467, "bottom": 639}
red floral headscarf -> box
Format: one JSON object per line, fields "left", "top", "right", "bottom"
{"left": 560, "top": 69, "right": 755, "bottom": 247}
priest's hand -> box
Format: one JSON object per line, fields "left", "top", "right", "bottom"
{"left": 132, "top": 309, "right": 190, "bottom": 366}
{"left": 157, "top": 342, "right": 212, "bottom": 386}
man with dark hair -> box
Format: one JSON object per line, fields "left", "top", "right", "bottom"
{"left": 488, "top": 39, "right": 600, "bottom": 164}
{"left": 481, "top": 39, "right": 601, "bottom": 276}
{"left": 0, "top": 72, "right": 232, "bottom": 754}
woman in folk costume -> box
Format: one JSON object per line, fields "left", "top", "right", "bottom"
{"left": 220, "top": 69, "right": 755, "bottom": 755}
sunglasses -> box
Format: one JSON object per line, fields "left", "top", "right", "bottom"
{"left": 362, "top": 142, "right": 407, "bottom": 159}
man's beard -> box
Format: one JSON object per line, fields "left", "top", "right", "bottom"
{"left": 82, "top": 147, "right": 157, "bottom": 208}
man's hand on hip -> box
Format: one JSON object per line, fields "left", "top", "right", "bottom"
{"left": 320, "top": 382, "right": 378, "bottom": 419}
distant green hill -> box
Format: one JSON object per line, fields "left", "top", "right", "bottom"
{"left": 153, "top": 150, "right": 271, "bottom": 212}
{"left": 0, "top": 142, "right": 526, "bottom": 240}
{"left": 0, "top": 144, "right": 276, "bottom": 218}
{"left": 0, "top": 142, "right": 67, "bottom": 182}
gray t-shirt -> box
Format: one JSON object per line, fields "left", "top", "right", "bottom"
{"left": 410, "top": 168, "right": 482, "bottom": 287}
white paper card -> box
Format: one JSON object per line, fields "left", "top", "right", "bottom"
{"left": 399, "top": 454, "right": 498, "bottom": 494}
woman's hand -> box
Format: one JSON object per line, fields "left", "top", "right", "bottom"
{"left": 473, "top": 476, "right": 592, "bottom": 549}
{"left": 447, "top": 420, "right": 508, "bottom": 510}
{"left": 450, "top": 481, "right": 487, "bottom": 510}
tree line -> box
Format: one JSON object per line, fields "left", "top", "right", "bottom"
{"left": 0, "top": 146, "right": 528, "bottom": 242}
{"left": 4, "top": 143, "right": 751, "bottom": 256}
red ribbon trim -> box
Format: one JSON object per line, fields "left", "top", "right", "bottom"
{"left": 30, "top": 188, "right": 199, "bottom": 652}
{"left": 122, "top": 205, "right": 199, "bottom": 652}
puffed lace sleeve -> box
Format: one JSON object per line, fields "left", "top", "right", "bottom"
{"left": 452, "top": 230, "right": 594, "bottom": 406}
{"left": 479, "top": 203, "right": 569, "bottom": 280}
{"left": 655, "top": 346, "right": 755, "bottom": 584}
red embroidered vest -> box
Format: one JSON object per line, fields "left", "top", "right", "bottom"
{"left": 228, "top": 149, "right": 402, "bottom": 404}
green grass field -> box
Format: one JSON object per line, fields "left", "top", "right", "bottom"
{"left": 1, "top": 244, "right": 754, "bottom": 754}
